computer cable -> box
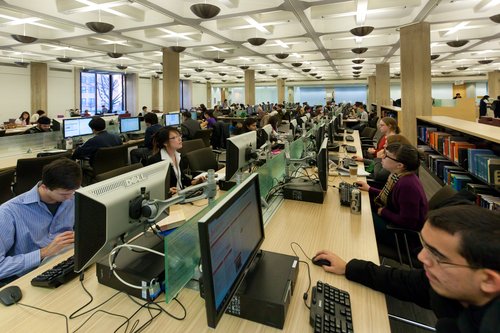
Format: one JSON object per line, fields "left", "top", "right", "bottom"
{"left": 290, "top": 242, "right": 313, "bottom": 310}
{"left": 15, "top": 302, "right": 69, "bottom": 333}
{"left": 126, "top": 294, "right": 187, "bottom": 321}
{"left": 73, "top": 309, "right": 130, "bottom": 333}
{"left": 115, "top": 297, "right": 162, "bottom": 333}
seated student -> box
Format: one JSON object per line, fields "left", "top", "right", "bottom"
{"left": 30, "top": 110, "right": 45, "bottom": 124}
{"left": 365, "top": 117, "right": 400, "bottom": 158}
{"left": 24, "top": 116, "right": 52, "bottom": 134}
{"left": 130, "top": 112, "right": 162, "bottom": 164}
{"left": 352, "top": 104, "right": 368, "bottom": 131}
{"left": 0, "top": 158, "right": 82, "bottom": 284}
{"left": 314, "top": 205, "right": 500, "bottom": 333}
{"left": 71, "top": 116, "right": 122, "bottom": 166}
{"left": 356, "top": 143, "right": 427, "bottom": 246}
{"left": 180, "top": 111, "right": 201, "bottom": 140}
{"left": 243, "top": 117, "right": 257, "bottom": 133}
{"left": 147, "top": 127, "right": 205, "bottom": 194}
{"left": 15, "top": 111, "right": 30, "bottom": 126}
{"left": 201, "top": 110, "right": 217, "bottom": 129}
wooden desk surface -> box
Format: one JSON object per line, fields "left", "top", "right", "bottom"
{"left": 0, "top": 132, "right": 390, "bottom": 333}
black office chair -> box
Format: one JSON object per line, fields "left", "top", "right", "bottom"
{"left": 185, "top": 147, "right": 223, "bottom": 177}
{"left": 84, "top": 145, "right": 129, "bottom": 185}
{"left": 94, "top": 163, "right": 143, "bottom": 183}
{"left": 211, "top": 121, "right": 230, "bottom": 149}
{"left": 13, "top": 152, "right": 72, "bottom": 195}
{"left": 192, "top": 129, "right": 213, "bottom": 147}
{"left": 179, "top": 139, "right": 205, "bottom": 156}
{"left": 0, "top": 169, "right": 15, "bottom": 204}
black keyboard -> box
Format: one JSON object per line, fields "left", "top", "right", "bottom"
{"left": 345, "top": 146, "right": 357, "bottom": 154}
{"left": 31, "top": 256, "right": 79, "bottom": 288}
{"left": 345, "top": 135, "right": 354, "bottom": 142}
{"left": 346, "top": 128, "right": 354, "bottom": 134}
{"left": 310, "top": 281, "right": 354, "bottom": 333}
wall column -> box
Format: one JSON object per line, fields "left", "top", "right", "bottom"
{"left": 206, "top": 82, "right": 212, "bottom": 108}
{"left": 30, "top": 62, "right": 48, "bottom": 113}
{"left": 162, "top": 48, "right": 180, "bottom": 113}
{"left": 74, "top": 67, "right": 81, "bottom": 110}
{"left": 245, "top": 69, "right": 255, "bottom": 105}
{"left": 367, "top": 76, "right": 376, "bottom": 110}
{"left": 152, "top": 76, "right": 160, "bottom": 111}
{"left": 375, "top": 64, "right": 390, "bottom": 118}
{"left": 221, "top": 87, "right": 226, "bottom": 104}
{"left": 488, "top": 70, "right": 500, "bottom": 98}
{"left": 400, "top": 22, "right": 432, "bottom": 145}
{"left": 125, "top": 73, "right": 139, "bottom": 114}
{"left": 277, "top": 78, "right": 285, "bottom": 104}
{"left": 288, "top": 86, "right": 294, "bottom": 103}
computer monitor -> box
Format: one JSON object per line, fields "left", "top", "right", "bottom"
{"left": 119, "top": 117, "right": 140, "bottom": 134}
{"left": 62, "top": 117, "right": 93, "bottom": 139}
{"left": 315, "top": 123, "right": 325, "bottom": 153}
{"left": 317, "top": 138, "right": 329, "bottom": 191}
{"left": 290, "top": 119, "right": 298, "bottom": 137}
{"left": 198, "top": 173, "right": 264, "bottom": 328}
{"left": 225, "top": 131, "right": 257, "bottom": 181}
{"left": 73, "top": 161, "right": 170, "bottom": 272}
{"left": 164, "top": 112, "right": 180, "bottom": 126}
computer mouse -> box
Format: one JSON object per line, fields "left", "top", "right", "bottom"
{"left": 312, "top": 256, "right": 331, "bottom": 267}
{"left": 0, "top": 285, "right": 22, "bottom": 306}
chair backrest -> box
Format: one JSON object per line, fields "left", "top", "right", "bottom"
{"left": 13, "top": 151, "right": 72, "bottom": 195}
{"left": 92, "top": 145, "right": 129, "bottom": 175}
{"left": 192, "top": 129, "right": 212, "bottom": 147}
{"left": 94, "top": 163, "right": 143, "bottom": 183}
{"left": 179, "top": 139, "right": 205, "bottom": 157}
{"left": 428, "top": 185, "right": 458, "bottom": 210}
{"left": 185, "top": 147, "right": 219, "bottom": 174}
{"left": 211, "top": 121, "right": 230, "bottom": 149}
{"left": 360, "top": 126, "right": 376, "bottom": 140}
{"left": 0, "top": 169, "right": 15, "bottom": 204}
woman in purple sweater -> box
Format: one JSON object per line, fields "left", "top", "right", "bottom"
{"left": 356, "top": 143, "right": 428, "bottom": 247}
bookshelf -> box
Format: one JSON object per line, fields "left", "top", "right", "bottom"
{"left": 417, "top": 116, "right": 499, "bottom": 209}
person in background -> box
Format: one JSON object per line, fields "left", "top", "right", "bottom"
{"left": 140, "top": 106, "right": 148, "bottom": 116}
{"left": 366, "top": 117, "right": 400, "bottom": 158}
{"left": 71, "top": 117, "right": 122, "bottom": 166}
{"left": 492, "top": 95, "right": 500, "bottom": 118}
{"left": 352, "top": 104, "right": 368, "bottom": 131}
{"left": 243, "top": 117, "right": 257, "bottom": 133}
{"left": 201, "top": 110, "right": 217, "bottom": 129}
{"left": 222, "top": 99, "right": 228, "bottom": 108}
{"left": 314, "top": 205, "right": 500, "bottom": 333}
{"left": 24, "top": 116, "right": 52, "bottom": 134}
{"left": 30, "top": 110, "right": 45, "bottom": 124}
{"left": 453, "top": 93, "right": 462, "bottom": 99}
{"left": 479, "top": 95, "right": 489, "bottom": 117}
{"left": 130, "top": 112, "right": 162, "bottom": 164}
{"left": 0, "top": 158, "right": 82, "bottom": 284}
{"left": 355, "top": 143, "right": 428, "bottom": 247}
{"left": 82, "top": 110, "right": 91, "bottom": 117}
{"left": 213, "top": 105, "right": 223, "bottom": 118}
{"left": 147, "top": 127, "right": 205, "bottom": 194}
{"left": 15, "top": 111, "right": 30, "bottom": 126}
{"left": 180, "top": 111, "right": 201, "bottom": 140}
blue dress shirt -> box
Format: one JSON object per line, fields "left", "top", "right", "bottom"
{"left": 0, "top": 183, "right": 75, "bottom": 279}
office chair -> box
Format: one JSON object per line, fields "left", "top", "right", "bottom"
{"left": 185, "top": 147, "right": 223, "bottom": 177}
{"left": 84, "top": 145, "right": 129, "bottom": 185}
{"left": 211, "top": 121, "right": 230, "bottom": 149}
{"left": 13, "top": 152, "right": 71, "bottom": 195}
{"left": 0, "top": 169, "right": 15, "bottom": 204}
{"left": 192, "top": 129, "right": 213, "bottom": 147}
{"left": 94, "top": 163, "right": 143, "bottom": 183}
{"left": 359, "top": 126, "right": 377, "bottom": 143}
{"left": 179, "top": 139, "right": 205, "bottom": 156}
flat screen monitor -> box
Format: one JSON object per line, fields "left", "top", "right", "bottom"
{"left": 315, "top": 123, "right": 325, "bottom": 153}
{"left": 119, "top": 117, "right": 140, "bottom": 133}
{"left": 74, "top": 161, "right": 170, "bottom": 272}
{"left": 328, "top": 119, "right": 335, "bottom": 143}
{"left": 290, "top": 119, "right": 298, "bottom": 137}
{"left": 63, "top": 117, "right": 93, "bottom": 139}
{"left": 225, "top": 131, "right": 257, "bottom": 181}
{"left": 164, "top": 112, "right": 180, "bottom": 126}
{"left": 198, "top": 173, "right": 264, "bottom": 328}
{"left": 317, "top": 138, "right": 329, "bottom": 191}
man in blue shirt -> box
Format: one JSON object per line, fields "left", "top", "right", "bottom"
{"left": 130, "top": 112, "right": 162, "bottom": 164}
{"left": 0, "top": 158, "right": 82, "bottom": 283}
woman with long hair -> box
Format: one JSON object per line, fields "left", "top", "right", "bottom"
{"left": 365, "top": 117, "right": 400, "bottom": 158}
{"left": 15, "top": 111, "right": 30, "bottom": 126}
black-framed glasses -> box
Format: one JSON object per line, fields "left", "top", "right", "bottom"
{"left": 382, "top": 149, "right": 402, "bottom": 163}
{"left": 418, "top": 233, "right": 479, "bottom": 269}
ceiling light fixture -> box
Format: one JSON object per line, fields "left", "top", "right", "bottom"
{"left": 14, "top": 61, "right": 29, "bottom": 67}
{"left": 236, "top": 76, "right": 243, "bottom": 79}
{"left": 271, "top": 74, "right": 278, "bottom": 78}
{"left": 257, "top": 70, "right": 266, "bottom": 74}
{"left": 446, "top": 40, "right": 469, "bottom": 48}
{"left": 310, "top": 73, "right": 317, "bottom": 76}
{"left": 456, "top": 66, "right": 468, "bottom": 70}
{"left": 275, "top": 53, "right": 289, "bottom": 59}
{"left": 205, "top": 77, "right": 211, "bottom": 80}
{"left": 195, "top": 68, "right": 204, "bottom": 72}
{"left": 239, "top": 65, "right": 249, "bottom": 70}
{"left": 394, "top": 73, "right": 401, "bottom": 77}
{"left": 291, "top": 62, "right": 302, "bottom": 67}
{"left": 353, "top": 71, "right": 361, "bottom": 74}
{"left": 184, "top": 74, "right": 191, "bottom": 78}
{"left": 86, "top": 10, "right": 114, "bottom": 33}
{"left": 190, "top": 3, "right": 221, "bottom": 19}
{"left": 219, "top": 72, "right": 227, "bottom": 76}
{"left": 116, "top": 65, "right": 128, "bottom": 70}
{"left": 11, "top": 34, "right": 37, "bottom": 44}
{"left": 169, "top": 46, "right": 186, "bottom": 53}
{"left": 156, "top": 71, "right": 163, "bottom": 75}
{"left": 213, "top": 58, "right": 225, "bottom": 63}
{"left": 478, "top": 59, "right": 493, "bottom": 64}
{"left": 316, "top": 76, "right": 322, "bottom": 79}
{"left": 247, "top": 37, "right": 267, "bottom": 46}
{"left": 302, "top": 68, "right": 311, "bottom": 73}
{"left": 430, "top": 54, "right": 440, "bottom": 60}
{"left": 352, "top": 66, "right": 363, "bottom": 70}
{"left": 56, "top": 57, "right": 72, "bottom": 63}
{"left": 351, "top": 47, "right": 368, "bottom": 54}
{"left": 441, "top": 71, "right": 451, "bottom": 75}
{"left": 107, "top": 52, "right": 123, "bottom": 58}
{"left": 350, "top": 26, "right": 374, "bottom": 37}
{"left": 490, "top": 14, "right": 500, "bottom": 23}
{"left": 352, "top": 59, "right": 365, "bottom": 64}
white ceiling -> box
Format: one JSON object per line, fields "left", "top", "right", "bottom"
{"left": 0, "top": 0, "right": 498, "bottom": 84}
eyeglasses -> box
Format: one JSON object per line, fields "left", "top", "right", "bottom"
{"left": 418, "top": 233, "right": 479, "bottom": 269}
{"left": 168, "top": 135, "right": 182, "bottom": 141}
{"left": 382, "top": 149, "right": 402, "bottom": 163}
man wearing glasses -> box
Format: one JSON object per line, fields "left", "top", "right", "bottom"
{"left": 314, "top": 205, "right": 499, "bottom": 332}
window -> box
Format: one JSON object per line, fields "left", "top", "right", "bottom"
{"left": 80, "top": 72, "right": 125, "bottom": 114}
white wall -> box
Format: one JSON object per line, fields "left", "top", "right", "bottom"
{"left": 431, "top": 82, "right": 453, "bottom": 99}
{"left": 0, "top": 65, "right": 30, "bottom": 120}
{"left": 48, "top": 68, "right": 74, "bottom": 117}
{"left": 192, "top": 82, "right": 207, "bottom": 107}
{"left": 390, "top": 83, "right": 401, "bottom": 100}
{"left": 138, "top": 76, "right": 152, "bottom": 111}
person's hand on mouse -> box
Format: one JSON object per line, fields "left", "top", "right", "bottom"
{"left": 314, "top": 250, "right": 347, "bottom": 275}
{"left": 355, "top": 180, "right": 370, "bottom": 192}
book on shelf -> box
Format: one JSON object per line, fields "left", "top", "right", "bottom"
{"left": 467, "top": 149, "right": 494, "bottom": 175}
{"left": 474, "top": 155, "right": 498, "bottom": 183}
{"left": 447, "top": 137, "right": 468, "bottom": 161}
{"left": 450, "top": 174, "right": 473, "bottom": 191}
{"left": 488, "top": 158, "right": 500, "bottom": 186}
{"left": 443, "top": 165, "right": 465, "bottom": 184}
{"left": 453, "top": 142, "right": 476, "bottom": 164}
{"left": 435, "top": 159, "right": 455, "bottom": 181}
{"left": 477, "top": 194, "right": 500, "bottom": 211}
{"left": 447, "top": 170, "right": 469, "bottom": 185}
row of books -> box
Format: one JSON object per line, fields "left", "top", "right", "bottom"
{"left": 417, "top": 126, "right": 500, "bottom": 187}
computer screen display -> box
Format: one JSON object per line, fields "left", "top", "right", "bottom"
{"left": 290, "top": 119, "right": 298, "bottom": 137}
{"left": 315, "top": 123, "right": 325, "bottom": 153}
{"left": 164, "top": 112, "right": 180, "bottom": 126}
{"left": 119, "top": 117, "right": 140, "bottom": 133}
{"left": 225, "top": 131, "right": 257, "bottom": 181}
{"left": 63, "top": 117, "right": 93, "bottom": 138}
{"left": 317, "top": 138, "right": 329, "bottom": 191}
{"left": 198, "top": 173, "right": 264, "bottom": 328}
{"left": 73, "top": 161, "right": 170, "bottom": 272}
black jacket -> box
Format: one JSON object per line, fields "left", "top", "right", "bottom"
{"left": 346, "top": 259, "right": 499, "bottom": 333}
{"left": 144, "top": 123, "right": 162, "bottom": 149}
{"left": 181, "top": 118, "right": 201, "bottom": 140}
{"left": 72, "top": 130, "right": 122, "bottom": 166}
{"left": 146, "top": 152, "right": 191, "bottom": 190}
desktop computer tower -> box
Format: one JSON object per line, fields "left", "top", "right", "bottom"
{"left": 283, "top": 179, "right": 325, "bottom": 204}
{"left": 225, "top": 250, "right": 299, "bottom": 329}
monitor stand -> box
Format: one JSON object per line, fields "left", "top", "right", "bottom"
{"left": 225, "top": 250, "right": 299, "bottom": 329}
